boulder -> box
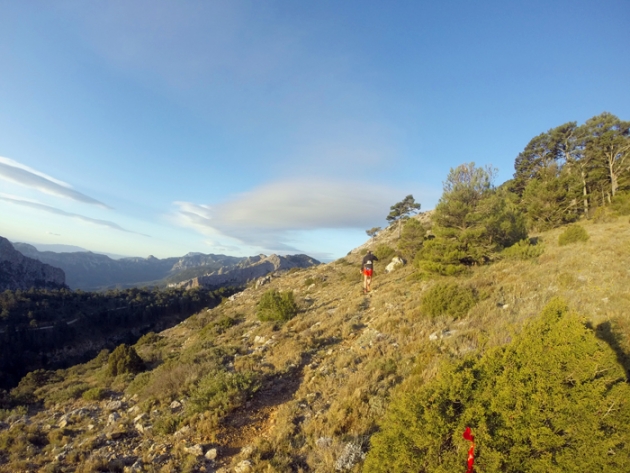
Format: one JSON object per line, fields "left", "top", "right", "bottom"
{"left": 385, "top": 256, "right": 405, "bottom": 273}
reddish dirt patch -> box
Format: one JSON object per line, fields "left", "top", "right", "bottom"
{"left": 214, "top": 371, "right": 303, "bottom": 466}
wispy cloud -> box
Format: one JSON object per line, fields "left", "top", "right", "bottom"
{"left": 174, "top": 179, "right": 397, "bottom": 251}
{"left": 0, "top": 196, "right": 147, "bottom": 236}
{"left": 0, "top": 157, "right": 111, "bottom": 208}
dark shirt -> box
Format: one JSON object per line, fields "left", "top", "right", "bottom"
{"left": 362, "top": 253, "right": 378, "bottom": 269}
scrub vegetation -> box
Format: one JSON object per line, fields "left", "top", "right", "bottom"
{"left": 0, "top": 112, "right": 629, "bottom": 472}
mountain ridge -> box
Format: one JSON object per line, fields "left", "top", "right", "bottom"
{"left": 11, "top": 243, "right": 319, "bottom": 291}
{"left": 0, "top": 237, "right": 67, "bottom": 291}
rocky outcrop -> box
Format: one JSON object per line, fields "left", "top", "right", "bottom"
{"left": 12, "top": 244, "right": 311, "bottom": 291}
{"left": 176, "top": 254, "right": 320, "bottom": 289}
{"left": 0, "top": 237, "right": 66, "bottom": 291}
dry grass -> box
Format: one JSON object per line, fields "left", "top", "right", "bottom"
{"left": 4, "top": 216, "right": 630, "bottom": 472}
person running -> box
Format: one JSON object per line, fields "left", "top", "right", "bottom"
{"left": 361, "top": 250, "right": 379, "bottom": 294}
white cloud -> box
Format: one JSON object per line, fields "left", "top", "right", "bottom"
{"left": 0, "top": 196, "right": 146, "bottom": 236}
{"left": 0, "top": 157, "right": 71, "bottom": 187}
{"left": 174, "top": 179, "right": 398, "bottom": 251}
{"left": 0, "top": 157, "right": 111, "bottom": 208}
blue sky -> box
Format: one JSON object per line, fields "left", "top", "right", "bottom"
{"left": 1, "top": 0, "right": 628, "bottom": 261}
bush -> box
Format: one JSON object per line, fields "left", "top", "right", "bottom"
{"left": 188, "top": 370, "right": 260, "bottom": 415}
{"left": 153, "top": 413, "right": 182, "bottom": 435}
{"left": 257, "top": 290, "right": 298, "bottom": 322}
{"left": 558, "top": 223, "right": 589, "bottom": 246}
{"left": 591, "top": 205, "right": 615, "bottom": 223}
{"left": 364, "top": 299, "right": 630, "bottom": 472}
{"left": 611, "top": 191, "right": 630, "bottom": 216}
{"left": 501, "top": 238, "right": 544, "bottom": 260}
{"left": 107, "top": 344, "right": 145, "bottom": 377}
{"left": 421, "top": 282, "right": 477, "bottom": 318}
{"left": 137, "top": 332, "right": 163, "bottom": 345}
{"left": 82, "top": 387, "right": 106, "bottom": 401}
{"left": 397, "top": 218, "right": 426, "bottom": 260}
{"left": 374, "top": 244, "right": 395, "bottom": 262}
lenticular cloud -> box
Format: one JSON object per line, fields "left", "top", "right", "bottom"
{"left": 174, "top": 179, "right": 397, "bottom": 249}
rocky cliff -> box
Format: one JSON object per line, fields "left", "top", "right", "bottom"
{"left": 175, "top": 254, "right": 321, "bottom": 289}
{"left": 12, "top": 244, "right": 273, "bottom": 291}
{"left": 0, "top": 237, "right": 66, "bottom": 291}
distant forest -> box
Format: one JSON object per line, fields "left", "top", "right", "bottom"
{"left": 0, "top": 286, "right": 237, "bottom": 389}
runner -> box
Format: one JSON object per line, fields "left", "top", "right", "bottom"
{"left": 361, "top": 250, "right": 379, "bottom": 294}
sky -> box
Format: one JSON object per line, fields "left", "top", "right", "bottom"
{"left": 0, "top": 0, "right": 628, "bottom": 261}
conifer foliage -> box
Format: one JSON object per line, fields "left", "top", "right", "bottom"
{"left": 364, "top": 299, "right": 630, "bottom": 472}
{"left": 416, "top": 163, "right": 527, "bottom": 274}
{"left": 107, "top": 344, "right": 145, "bottom": 377}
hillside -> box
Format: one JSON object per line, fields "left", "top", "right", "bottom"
{"left": 1, "top": 216, "right": 629, "bottom": 472}
{"left": 0, "top": 237, "right": 67, "bottom": 291}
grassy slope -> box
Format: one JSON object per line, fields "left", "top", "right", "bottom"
{"left": 2, "top": 217, "right": 629, "bottom": 472}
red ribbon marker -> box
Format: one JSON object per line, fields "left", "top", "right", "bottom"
{"left": 463, "top": 427, "right": 475, "bottom": 473}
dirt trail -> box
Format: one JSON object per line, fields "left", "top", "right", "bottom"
{"left": 213, "top": 371, "right": 303, "bottom": 466}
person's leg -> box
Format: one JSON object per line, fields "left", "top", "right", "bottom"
{"left": 366, "top": 275, "right": 372, "bottom": 292}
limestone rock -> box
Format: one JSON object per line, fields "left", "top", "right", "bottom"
{"left": 185, "top": 444, "right": 204, "bottom": 456}
{"left": 234, "top": 460, "right": 253, "bottom": 473}
{"left": 0, "top": 236, "right": 66, "bottom": 291}
{"left": 385, "top": 256, "right": 406, "bottom": 273}
{"left": 205, "top": 448, "right": 218, "bottom": 460}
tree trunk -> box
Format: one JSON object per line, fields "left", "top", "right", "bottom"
{"left": 581, "top": 170, "right": 589, "bottom": 215}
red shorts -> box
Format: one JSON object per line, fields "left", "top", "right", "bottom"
{"left": 363, "top": 268, "right": 373, "bottom": 277}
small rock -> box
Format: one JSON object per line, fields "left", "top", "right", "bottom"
{"left": 205, "top": 448, "right": 218, "bottom": 460}
{"left": 108, "top": 412, "right": 121, "bottom": 425}
{"left": 127, "top": 405, "right": 140, "bottom": 415}
{"left": 185, "top": 444, "right": 204, "bottom": 456}
{"left": 335, "top": 442, "right": 365, "bottom": 471}
{"left": 316, "top": 437, "right": 332, "bottom": 448}
{"left": 254, "top": 335, "right": 267, "bottom": 345}
{"left": 170, "top": 400, "right": 182, "bottom": 410}
{"left": 107, "top": 430, "right": 126, "bottom": 440}
{"left": 134, "top": 413, "right": 147, "bottom": 423}
{"left": 135, "top": 423, "right": 145, "bottom": 433}
{"left": 174, "top": 425, "right": 191, "bottom": 437}
{"left": 106, "top": 400, "right": 122, "bottom": 411}
{"left": 234, "top": 460, "right": 253, "bottom": 473}
{"left": 240, "top": 445, "right": 254, "bottom": 457}
{"left": 124, "top": 460, "right": 144, "bottom": 473}
{"left": 58, "top": 419, "right": 69, "bottom": 428}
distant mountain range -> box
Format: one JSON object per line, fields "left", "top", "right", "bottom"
{"left": 0, "top": 237, "right": 67, "bottom": 291}
{"left": 11, "top": 241, "right": 320, "bottom": 291}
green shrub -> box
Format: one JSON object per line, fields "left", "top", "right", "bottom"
{"left": 304, "top": 277, "right": 316, "bottom": 287}
{"left": 137, "top": 332, "right": 163, "bottom": 345}
{"left": 415, "top": 238, "right": 467, "bottom": 276}
{"left": 558, "top": 223, "right": 589, "bottom": 246}
{"left": 421, "top": 281, "right": 477, "bottom": 318}
{"left": 107, "top": 344, "right": 145, "bottom": 377}
{"left": 82, "top": 387, "right": 106, "bottom": 401}
{"left": 10, "top": 370, "right": 62, "bottom": 403}
{"left": 188, "top": 370, "right": 260, "bottom": 415}
{"left": 374, "top": 244, "right": 395, "bottom": 261}
{"left": 591, "top": 205, "right": 615, "bottom": 223}
{"left": 364, "top": 299, "right": 630, "bottom": 472}
{"left": 501, "top": 238, "right": 544, "bottom": 260}
{"left": 257, "top": 289, "right": 298, "bottom": 322}
{"left": 611, "top": 191, "right": 630, "bottom": 216}
{"left": 153, "top": 413, "right": 182, "bottom": 435}
{"left": 397, "top": 218, "right": 426, "bottom": 260}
